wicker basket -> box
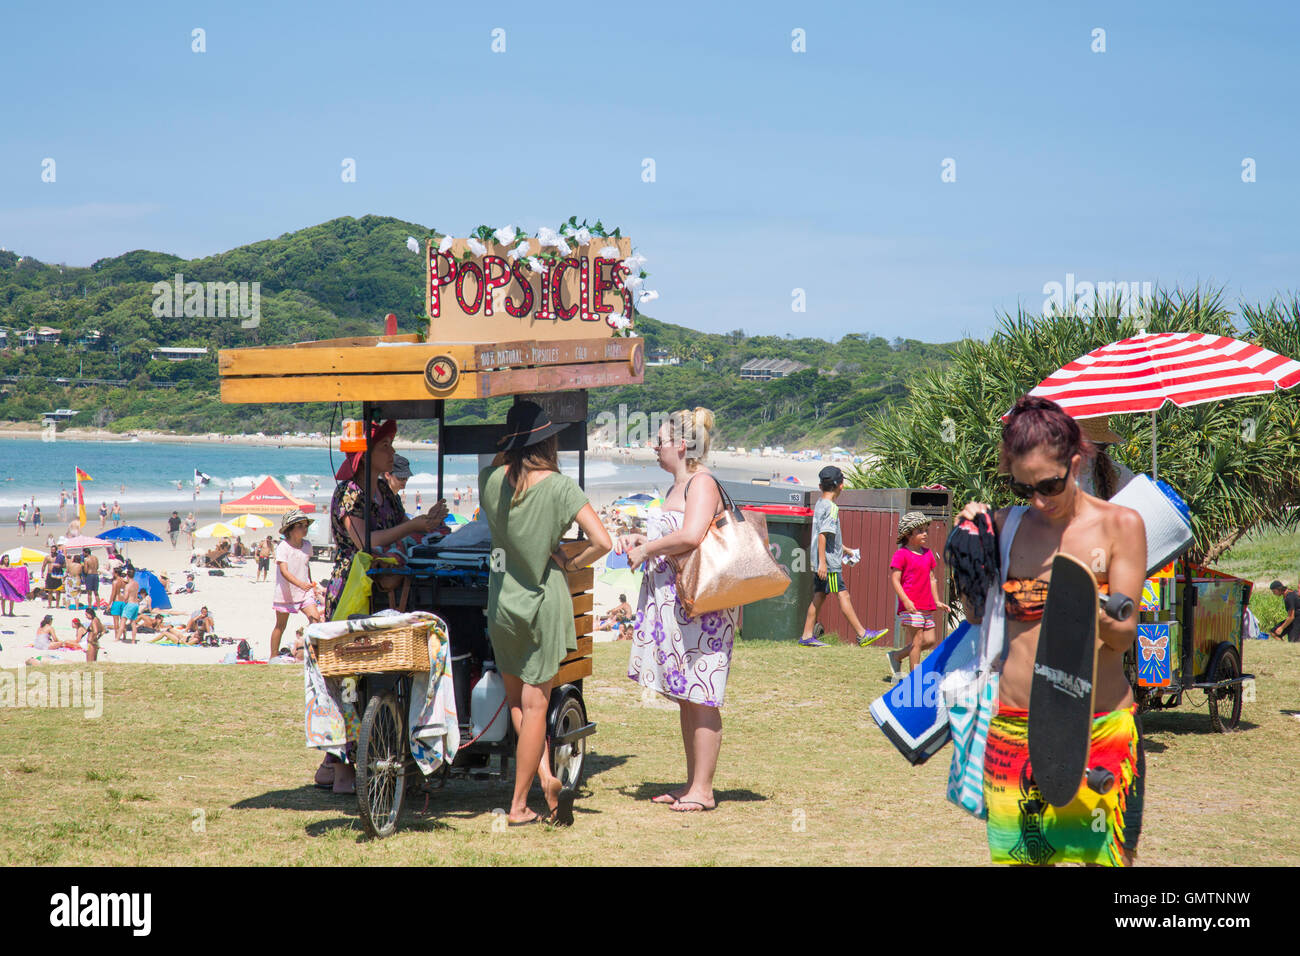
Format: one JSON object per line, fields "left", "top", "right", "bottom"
{"left": 316, "top": 622, "right": 431, "bottom": 676}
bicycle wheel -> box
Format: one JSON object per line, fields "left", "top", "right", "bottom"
{"left": 356, "top": 691, "right": 406, "bottom": 837}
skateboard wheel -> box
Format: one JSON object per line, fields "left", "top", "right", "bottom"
{"left": 1085, "top": 766, "right": 1115, "bottom": 794}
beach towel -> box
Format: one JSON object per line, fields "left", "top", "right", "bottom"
{"left": 409, "top": 615, "right": 460, "bottom": 776}
{"left": 0, "top": 567, "right": 29, "bottom": 602}
{"left": 869, "top": 621, "right": 976, "bottom": 764}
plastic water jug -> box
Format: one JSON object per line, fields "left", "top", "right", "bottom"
{"left": 471, "top": 662, "right": 508, "bottom": 742}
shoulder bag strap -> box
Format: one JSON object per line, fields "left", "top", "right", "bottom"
{"left": 682, "top": 473, "right": 727, "bottom": 518}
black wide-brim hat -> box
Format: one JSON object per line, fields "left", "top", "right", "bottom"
{"left": 497, "top": 400, "right": 567, "bottom": 451}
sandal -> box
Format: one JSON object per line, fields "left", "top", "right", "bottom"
{"left": 508, "top": 812, "right": 544, "bottom": 827}
{"left": 669, "top": 800, "right": 714, "bottom": 813}
{"left": 548, "top": 787, "right": 576, "bottom": 827}
{"left": 314, "top": 758, "right": 335, "bottom": 789}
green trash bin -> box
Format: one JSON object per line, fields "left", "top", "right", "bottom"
{"left": 738, "top": 505, "right": 813, "bottom": 641}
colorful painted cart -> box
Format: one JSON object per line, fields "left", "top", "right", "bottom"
{"left": 1126, "top": 559, "right": 1253, "bottom": 732}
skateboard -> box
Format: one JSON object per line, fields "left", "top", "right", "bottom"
{"left": 1028, "top": 553, "right": 1134, "bottom": 807}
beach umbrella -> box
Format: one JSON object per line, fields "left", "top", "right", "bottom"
{"left": 830, "top": 446, "right": 847, "bottom": 454}
{"left": 625, "top": 493, "right": 654, "bottom": 502}
{"left": 784, "top": 475, "right": 801, "bottom": 483}
{"left": 195, "top": 521, "right": 238, "bottom": 539}
{"left": 99, "top": 525, "right": 162, "bottom": 543}
{"left": 605, "top": 550, "right": 630, "bottom": 570}
{"left": 57, "top": 535, "right": 112, "bottom": 549}
{"left": 1027, "top": 331, "right": 1300, "bottom": 480}
{"left": 2, "top": 546, "right": 46, "bottom": 566}
{"left": 599, "top": 567, "right": 643, "bottom": 592}
{"left": 228, "top": 513, "right": 273, "bottom": 530}
{"left": 444, "top": 513, "right": 469, "bottom": 527}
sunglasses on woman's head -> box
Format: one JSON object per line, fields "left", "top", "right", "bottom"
{"left": 1005, "top": 473, "right": 1070, "bottom": 499}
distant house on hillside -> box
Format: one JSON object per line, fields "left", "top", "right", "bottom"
{"left": 647, "top": 348, "right": 680, "bottom": 366}
{"left": 151, "top": 346, "right": 209, "bottom": 361}
{"left": 740, "top": 358, "right": 810, "bottom": 382}
{"left": 21, "top": 327, "right": 62, "bottom": 346}
{"left": 41, "top": 408, "right": 79, "bottom": 426}
{"left": 77, "top": 329, "right": 103, "bottom": 347}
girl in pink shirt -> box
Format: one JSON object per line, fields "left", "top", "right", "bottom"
{"left": 270, "top": 511, "right": 323, "bottom": 659}
{"left": 885, "top": 511, "right": 949, "bottom": 679}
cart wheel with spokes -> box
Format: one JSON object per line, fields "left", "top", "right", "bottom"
{"left": 1206, "top": 643, "right": 1243, "bottom": 733}
{"left": 548, "top": 685, "right": 588, "bottom": 790}
{"left": 357, "top": 691, "right": 407, "bottom": 837}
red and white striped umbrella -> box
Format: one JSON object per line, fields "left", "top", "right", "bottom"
{"left": 1029, "top": 332, "right": 1300, "bottom": 417}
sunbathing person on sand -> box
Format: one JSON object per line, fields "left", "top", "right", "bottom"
{"left": 35, "top": 615, "right": 83, "bottom": 652}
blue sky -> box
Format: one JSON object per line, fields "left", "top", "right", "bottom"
{"left": 1, "top": 1, "right": 1296, "bottom": 342}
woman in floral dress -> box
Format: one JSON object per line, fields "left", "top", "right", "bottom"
{"left": 620, "top": 408, "right": 738, "bottom": 812}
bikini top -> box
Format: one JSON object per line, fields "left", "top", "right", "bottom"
{"left": 1003, "top": 572, "right": 1109, "bottom": 623}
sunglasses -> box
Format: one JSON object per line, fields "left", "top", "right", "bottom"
{"left": 1005, "top": 473, "right": 1070, "bottom": 499}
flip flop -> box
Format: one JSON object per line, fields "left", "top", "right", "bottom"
{"left": 669, "top": 800, "right": 714, "bottom": 813}
{"left": 549, "top": 787, "right": 576, "bottom": 827}
{"left": 508, "top": 812, "right": 544, "bottom": 827}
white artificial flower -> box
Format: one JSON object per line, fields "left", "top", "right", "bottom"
{"left": 638, "top": 289, "right": 659, "bottom": 304}
{"left": 406, "top": 236, "right": 420, "bottom": 254}
{"left": 555, "top": 238, "right": 572, "bottom": 256}
{"left": 624, "top": 253, "right": 647, "bottom": 271}
{"left": 537, "top": 227, "right": 560, "bottom": 247}
{"left": 574, "top": 227, "right": 593, "bottom": 246}
{"left": 622, "top": 273, "right": 644, "bottom": 293}
{"left": 466, "top": 237, "right": 487, "bottom": 257}
{"left": 507, "top": 242, "right": 529, "bottom": 262}
{"left": 607, "top": 313, "right": 632, "bottom": 330}
{"left": 493, "top": 224, "right": 517, "bottom": 246}
{"left": 438, "top": 235, "right": 454, "bottom": 254}
{"left": 527, "top": 257, "right": 545, "bottom": 274}
{"left": 598, "top": 245, "right": 619, "bottom": 258}
{"left": 560, "top": 222, "right": 575, "bottom": 236}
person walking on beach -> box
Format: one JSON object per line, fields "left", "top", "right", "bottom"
{"left": 218, "top": 490, "right": 224, "bottom": 508}
{"left": 622, "top": 408, "right": 738, "bottom": 813}
{"left": 121, "top": 569, "right": 142, "bottom": 643}
{"left": 110, "top": 501, "right": 121, "bottom": 527}
{"left": 82, "top": 548, "right": 100, "bottom": 606}
{"left": 184, "top": 512, "right": 197, "bottom": 549}
{"left": 65, "top": 550, "right": 83, "bottom": 609}
{"left": 269, "top": 509, "right": 323, "bottom": 658}
{"left": 41, "top": 547, "right": 65, "bottom": 609}
{"left": 797, "top": 465, "right": 888, "bottom": 648}
{"left": 99, "top": 501, "right": 108, "bottom": 529}
{"left": 32, "top": 505, "right": 42, "bottom": 530}
{"left": 17, "top": 504, "right": 26, "bottom": 536}
{"left": 59, "top": 489, "right": 68, "bottom": 521}
{"left": 107, "top": 568, "right": 127, "bottom": 641}
{"left": 884, "top": 512, "right": 950, "bottom": 679}
{"left": 167, "top": 511, "right": 181, "bottom": 548}
{"left": 256, "top": 536, "right": 273, "bottom": 582}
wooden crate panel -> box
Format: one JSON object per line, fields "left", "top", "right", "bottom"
{"left": 571, "top": 593, "right": 593, "bottom": 615}
{"left": 566, "top": 567, "right": 594, "bottom": 594}
{"left": 574, "top": 614, "right": 593, "bottom": 637}
{"left": 555, "top": 657, "right": 592, "bottom": 685}
{"left": 561, "top": 636, "right": 594, "bottom": 663}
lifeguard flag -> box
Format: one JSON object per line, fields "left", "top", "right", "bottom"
{"left": 76, "top": 467, "right": 92, "bottom": 527}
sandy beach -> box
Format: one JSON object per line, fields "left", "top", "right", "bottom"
{"left": 1, "top": 445, "right": 835, "bottom": 668}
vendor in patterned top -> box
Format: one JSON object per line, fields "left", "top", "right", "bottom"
{"left": 479, "top": 400, "right": 611, "bottom": 827}
{"left": 323, "top": 419, "right": 448, "bottom": 621}
{"left": 620, "top": 407, "right": 738, "bottom": 813}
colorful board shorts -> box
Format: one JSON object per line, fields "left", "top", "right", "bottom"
{"left": 109, "top": 601, "right": 125, "bottom": 616}
{"left": 813, "top": 571, "right": 845, "bottom": 594}
{"left": 897, "top": 610, "right": 935, "bottom": 629}
{"left": 121, "top": 602, "right": 140, "bottom": 621}
{"left": 984, "top": 702, "right": 1144, "bottom": 867}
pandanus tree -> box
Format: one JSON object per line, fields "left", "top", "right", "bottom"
{"left": 852, "top": 289, "right": 1300, "bottom": 564}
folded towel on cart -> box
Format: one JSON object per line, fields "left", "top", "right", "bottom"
{"left": 304, "top": 609, "right": 435, "bottom": 644}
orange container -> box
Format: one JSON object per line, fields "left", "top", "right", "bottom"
{"left": 340, "top": 419, "right": 366, "bottom": 452}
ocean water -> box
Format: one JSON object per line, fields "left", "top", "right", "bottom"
{"left": 8, "top": 438, "right": 667, "bottom": 511}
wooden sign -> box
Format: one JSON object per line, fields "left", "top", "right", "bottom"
{"left": 427, "top": 236, "right": 635, "bottom": 342}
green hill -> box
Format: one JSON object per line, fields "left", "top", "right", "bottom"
{"left": 0, "top": 216, "right": 954, "bottom": 447}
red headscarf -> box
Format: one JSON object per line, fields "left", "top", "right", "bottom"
{"left": 334, "top": 419, "right": 397, "bottom": 482}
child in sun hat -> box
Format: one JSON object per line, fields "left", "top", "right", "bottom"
{"left": 270, "top": 508, "right": 323, "bottom": 659}
{"left": 884, "top": 511, "right": 949, "bottom": 679}
{"left": 797, "top": 465, "right": 889, "bottom": 648}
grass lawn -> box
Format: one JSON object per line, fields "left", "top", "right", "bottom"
{"left": 3, "top": 637, "right": 1297, "bottom": 866}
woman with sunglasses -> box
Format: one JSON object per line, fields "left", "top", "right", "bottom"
{"left": 956, "top": 395, "right": 1147, "bottom": 866}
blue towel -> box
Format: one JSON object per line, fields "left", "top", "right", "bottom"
{"left": 869, "top": 621, "right": 977, "bottom": 765}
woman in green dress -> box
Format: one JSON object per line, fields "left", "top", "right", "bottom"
{"left": 479, "top": 401, "right": 611, "bottom": 826}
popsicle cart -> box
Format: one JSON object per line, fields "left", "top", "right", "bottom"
{"left": 218, "top": 231, "right": 646, "bottom": 835}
